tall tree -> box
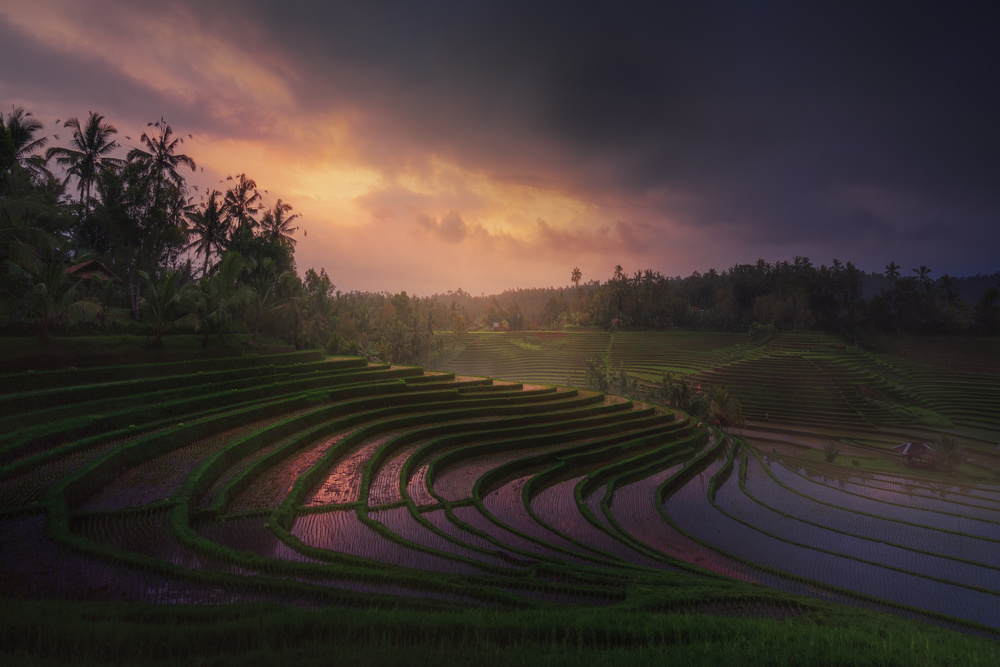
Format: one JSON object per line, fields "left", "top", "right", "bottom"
{"left": 22, "top": 243, "right": 102, "bottom": 338}
{"left": 938, "top": 274, "right": 957, "bottom": 309}
{"left": 94, "top": 160, "right": 187, "bottom": 318}
{"left": 139, "top": 269, "right": 199, "bottom": 348}
{"left": 913, "top": 265, "right": 933, "bottom": 293}
{"left": 222, "top": 173, "right": 262, "bottom": 254}
{"left": 184, "top": 190, "right": 229, "bottom": 276}
{"left": 571, "top": 266, "right": 582, "bottom": 288}
{"left": 259, "top": 198, "right": 300, "bottom": 250}
{"left": 126, "top": 117, "right": 196, "bottom": 213}
{"left": 2, "top": 106, "right": 49, "bottom": 178}
{"left": 193, "top": 251, "right": 252, "bottom": 347}
{"left": 45, "top": 111, "right": 122, "bottom": 225}
{"left": 884, "top": 261, "right": 901, "bottom": 281}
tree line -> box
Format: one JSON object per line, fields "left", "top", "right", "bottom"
{"left": 0, "top": 107, "right": 325, "bottom": 346}
{"left": 1, "top": 106, "right": 491, "bottom": 366}
{"left": 3, "top": 106, "right": 998, "bottom": 365}
{"left": 423, "top": 259, "right": 1000, "bottom": 341}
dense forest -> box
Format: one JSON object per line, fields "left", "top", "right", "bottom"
{"left": 445, "top": 259, "right": 1000, "bottom": 341}
{"left": 2, "top": 107, "right": 999, "bottom": 367}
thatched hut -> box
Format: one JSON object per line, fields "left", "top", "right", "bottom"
{"left": 892, "top": 442, "right": 936, "bottom": 465}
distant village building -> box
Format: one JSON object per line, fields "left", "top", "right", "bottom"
{"left": 892, "top": 442, "right": 936, "bottom": 464}
{"left": 65, "top": 260, "right": 120, "bottom": 282}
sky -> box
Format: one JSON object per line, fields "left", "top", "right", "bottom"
{"left": 2, "top": 1, "right": 999, "bottom": 295}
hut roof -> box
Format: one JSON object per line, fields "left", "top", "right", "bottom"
{"left": 892, "top": 442, "right": 936, "bottom": 458}
{"left": 65, "top": 260, "right": 120, "bottom": 282}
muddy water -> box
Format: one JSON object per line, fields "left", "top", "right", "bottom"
{"left": 291, "top": 509, "right": 484, "bottom": 575}
{"left": 660, "top": 456, "right": 822, "bottom": 596}
{"left": 776, "top": 461, "right": 1000, "bottom": 520}
{"left": 232, "top": 431, "right": 354, "bottom": 511}
{"left": 195, "top": 515, "right": 322, "bottom": 563}
{"left": 196, "top": 429, "right": 309, "bottom": 511}
{"left": 744, "top": 456, "right": 1000, "bottom": 568}
{"left": 304, "top": 429, "right": 402, "bottom": 507}
{"left": 420, "top": 508, "right": 527, "bottom": 559}
{"left": 368, "top": 442, "right": 424, "bottom": 506}
{"left": 0, "top": 441, "right": 122, "bottom": 507}
{"left": 450, "top": 505, "right": 597, "bottom": 565}
{"left": 4, "top": 512, "right": 475, "bottom": 605}
{"left": 482, "top": 473, "right": 607, "bottom": 562}
{"left": 405, "top": 460, "right": 437, "bottom": 506}
{"left": 530, "top": 476, "right": 665, "bottom": 567}
{"left": 767, "top": 461, "right": 1000, "bottom": 540}
{"left": 581, "top": 484, "right": 614, "bottom": 532}
{"left": 681, "top": 455, "right": 1000, "bottom": 627}
{"left": 0, "top": 514, "right": 290, "bottom": 605}
{"left": 616, "top": 462, "right": 769, "bottom": 581}
{"left": 368, "top": 506, "right": 508, "bottom": 568}
{"left": 432, "top": 441, "right": 581, "bottom": 503}
{"left": 77, "top": 417, "right": 292, "bottom": 511}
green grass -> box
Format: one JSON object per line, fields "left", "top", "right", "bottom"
{"left": 2, "top": 599, "right": 997, "bottom": 667}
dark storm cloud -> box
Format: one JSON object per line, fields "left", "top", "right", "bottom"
{"left": 0, "top": 19, "right": 167, "bottom": 123}
{"left": 6, "top": 1, "right": 1000, "bottom": 277}
{"left": 416, "top": 210, "right": 469, "bottom": 243}
{"left": 213, "top": 2, "right": 1000, "bottom": 259}
{"left": 0, "top": 5, "right": 283, "bottom": 142}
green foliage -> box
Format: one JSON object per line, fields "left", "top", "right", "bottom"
{"left": 653, "top": 371, "right": 709, "bottom": 421}
{"left": 706, "top": 384, "right": 744, "bottom": 428}
{"left": 2, "top": 600, "right": 996, "bottom": 667}
{"left": 935, "top": 434, "right": 965, "bottom": 473}
{"left": 823, "top": 441, "right": 840, "bottom": 463}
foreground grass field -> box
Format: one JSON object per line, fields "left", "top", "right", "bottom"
{"left": 2, "top": 331, "right": 998, "bottom": 664}
{"left": 4, "top": 599, "right": 998, "bottom": 666}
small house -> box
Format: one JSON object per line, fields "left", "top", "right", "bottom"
{"left": 892, "top": 442, "right": 936, "bottom": 465}
{"left": 65, "top": 260, "right": 120, "bottom": 282}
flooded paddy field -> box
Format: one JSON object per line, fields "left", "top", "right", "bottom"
{"left": 3, "top": 349, "right": 999, "bottom": 639}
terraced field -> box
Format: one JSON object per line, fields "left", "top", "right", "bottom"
{"left": 444, "top": 330, "right": 1000, "bottom": 432}
{"left": 2, "top": 343, "right": 999, "bottom": 639}
{"left": 444, "top": 331, "right": 757, "bottom": 387}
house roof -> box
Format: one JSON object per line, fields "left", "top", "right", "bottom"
{"left": 892, "top": 442, "right": 936, "bottom": 457}
{"left": 65, "top": 260, "right": 120, "bottom": 282}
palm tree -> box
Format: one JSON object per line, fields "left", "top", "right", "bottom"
{"left": 708, "top": 384, "right": 745, "bottom": 428}
{"left": 935, "top": 434, "right": 964, "bottom": 473}
{"left": 193, "top": 251, "right": 251, "bottom": 347}
{"left": 938, "top": 274, "right": 957, "bottom": 309}
{"left": 913, "top": 265, "right": 933, "bottom": 292}
{"left": 823, "top": 441, "right": 840, "bottom": 463}
{"left": 222, "top": 173, "right": 262, "bottom": 251}
{"left": 245, "top": 257, "right": 297, "bottom": 342}
{"left": 0, "top": 116, "right": 51, "bottom": 274}
{"left": 126, "top": 117, "right": 195, "bottom": 210}
{"left": 2, "top": 106, "right": 49, "bottom": 178}
{"left": 23, "top": 247, "right": 102, "bottom": 339}
{"left": 259, "top": 199, "right": 300, "bottom": 250}
{"left": 184, "top": 190, "right": 229, "bottom": 276}
{"left": 139, "top": 269, "right": 199, "bottom": 348}
{"left": 884, "top": 261, "right": 901, "bottom": 281}
{"left": 571, "top": 266, "right": 582, "bottom": 288}
{"left": 45, "top": 111, "right": 122, "bottom": 221}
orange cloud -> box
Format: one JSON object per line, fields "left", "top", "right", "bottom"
{"left": 0, "top": 2, "right": 694, "bottom": 294}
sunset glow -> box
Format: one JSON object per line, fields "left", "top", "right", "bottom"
{"left": 3, "top": 1, "right": 998, "bottom": 294}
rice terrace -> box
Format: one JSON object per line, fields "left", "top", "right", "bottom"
{"left": 2, "top": 330, "right": 1000, "bottom": 664}
{"left": 5, "top": 8, "right": 1000, "bottom": 660}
